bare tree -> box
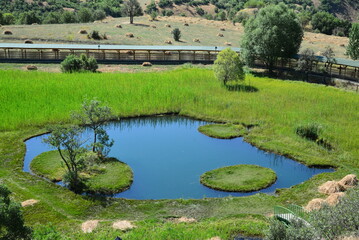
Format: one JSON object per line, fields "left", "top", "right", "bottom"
{"left": 297, "top": 48, "right": 316, "bottom": 81}
{"left": 122, "top": 0, "right": 143, "bottom": 24}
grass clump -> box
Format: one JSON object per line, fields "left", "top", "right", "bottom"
{"left": 198, "top": 124, "right": 247, "bottom": 139}
{"left": 200, "top": 165, "right": 277, "bottom": 192}
{"left": 30, "top": 150, "right": 133, "bottom": 194}
{"left": 296, "top": 123, "right": 333, "bottom": 150}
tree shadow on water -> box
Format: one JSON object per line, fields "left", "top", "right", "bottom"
{"left": 225, "top": 84, "right": 259, "bottom": 92}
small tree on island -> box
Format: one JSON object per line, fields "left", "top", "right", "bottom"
{"left": 171, "top": 28, "right": 181, "bottom": 41}
{"left": 241, "top": 3, "right": 303, "bottom": 73}
{"left": 71, "top": 99, "right": 114, "bottom": 160}
{"left": 346, "top": 23, "right": 359, "bottom": 60}
{"left": 0, "top": 185, "right": 32, "bottom": 240}
{"left": 43, "top": 126, "right": 87, "bottom": 193}
{"left": 213, "top": 48, "right": 245, "bottom": 86}
{"left": 122, "top": 0, "right": 143, "bottom": 24}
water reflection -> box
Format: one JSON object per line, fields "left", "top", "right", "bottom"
{"left": 24, "top": 115, "right": 333, "bottom": 199}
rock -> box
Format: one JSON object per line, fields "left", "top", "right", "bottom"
{"left": 125, "top": 33, "right": 134, "bottom": 38}
{"left": 318, "top": 180, "right": 346, "bottom": 195}
{"left": 26, "top": 65, "right": 38, "bottom": 71}
{"left": 3, "top": 30, "right": 12, "bottom": 35}
{"left": 325, "top": 192, "right": 345, "bottom": 206}
{"left": 142, "top": 62, "right": 152, "bottom": 67}
{"left": 176, "top": 217, "right": 196, "bottom": 223}
{"left": 21, "top": 199, "right": 39, "bottom": 207}
{"left": 81, "top": 220, "right": 99, "bottom": 233}
{"left": 112, "top": 220, "right": 135, "bottom": 231}
{"left": 305, "top": 198, "right": 325, "bottom": 212}
{"left": 338, "top": 174, "right": 357, "bottom": 189}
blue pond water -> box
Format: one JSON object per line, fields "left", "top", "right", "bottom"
{"left": 24, "top": 116, "right": 333, "bottom": 200}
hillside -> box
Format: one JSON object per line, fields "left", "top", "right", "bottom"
{"left": 0, "top": 16, "right": 350, "bottom": 58}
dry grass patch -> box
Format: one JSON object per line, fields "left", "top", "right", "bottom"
{"left": 81, "top": 220, "right": 99, "bottom": 233}
{"left": 21, "top": 199, "right": 39, "bottom": 207}
{"left": 325, "top": 192, "right": 345, "bottom": 206}
{"left": 318, "top": 180, "right": 346, "bottom": 194}
{"left": 305, "top": 198, "right": 325, "bottom": 211}
{"left": 112, "top": 220, "right": 136, "bottom": 231}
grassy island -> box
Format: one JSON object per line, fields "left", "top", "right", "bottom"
{"left": 30, "top": 150, "right": 133, "bottom": 194}
{"left": 200, "top": 165, "right": 277, "bottom": 192}
{"left": 198, "top": 124, "right": 247, "bottom": 139}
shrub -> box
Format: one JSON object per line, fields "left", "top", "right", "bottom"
{"left": 61, "top": 54, "right": 98, "bottom": 73}
{"left": 93, "top": 10, "right": 107, "bottom": 21}
{"left": 61, "top": 55, "right": 83, "bottom": 73}
{"left": 90, "top": 30, "right": 102, "bottom": 40}
{"left": 296, "top": 123, "right": 322, "bottom": 141}
{"left": 196, "top": 7, "right": 205, "bottom": 16}
{"left": 171, "top": 28, "right": 181, "bottom": 41}
{"left": 158, "top": 0, "right": 173, "bottom": 8}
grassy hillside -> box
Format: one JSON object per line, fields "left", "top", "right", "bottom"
{"left": 0, "top": 16, "right": 350, "bottom": 58}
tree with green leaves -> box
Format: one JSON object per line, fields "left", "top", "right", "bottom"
{"left": 171, "top": 28, "right": 181, "bottom": 41}
{"left": 296, "top": 48, "right": 316, "bottom": 81}
{"left": 241, "top": 3, "right": 303, "bottom": 73}
{"left": 0, "top": 185, "right": 32, "bottom": 240}
{"left": 213, "top": 48, "right": 245, "bottom": 86}
{"left": 71, "top": 99, "right": 114, "bottom": 160}
{"left": 122, "top": 0, "right": 143, "bottom": 24}
{"left": 43, "top": 126, "right": 87, "bottom": 193}
{"left": 347, "top": 23, "right": 359, "bottom": 60}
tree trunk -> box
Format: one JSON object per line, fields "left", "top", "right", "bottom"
{"left": 130, "top": 15, "right": 134, "bottom": 24}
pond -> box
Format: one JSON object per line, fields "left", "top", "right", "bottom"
{"left": 24, "top": 116, "right": 333, "bottom": 200}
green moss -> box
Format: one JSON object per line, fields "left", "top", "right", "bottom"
{"left": 200, "top": 165, "right": 277, "bottom": 192}
{"left": 30, "top": 151, "right": 133, "bottom": 194}
{"left": 198, "top": 124, "right": 247, "bottom": 139}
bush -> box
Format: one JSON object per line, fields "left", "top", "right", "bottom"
{"left": 296, "top": 123, "right": 322, "bottom": 141}
{"left": 171, "top": 28, "right": 181, "bottom": 41}
{"left": 162, "top": 9, "right": 174, "bottom": 16}
{"left": 90, "top": 30, "right": 102, "bottom": 40}
{"left": 93, "top": 10, "right": 107, "bottom": 21}
{"left": 196, "top": 7, "right": 205, "bottom": 16}
{"left": 61, "top": 54, "right": 98, "bottom": 73}
{"left": 158, "top": 0, "right": 173, "bottom": 8}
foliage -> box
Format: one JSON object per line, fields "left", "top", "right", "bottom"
{"left": 145, "top": 1, "right": 158, "bottom": 14}
{"left": 90, "top": 30, "right": 101, "bottom": 40}
{"left": 162, "top": 9, "right": 174, "bottom": 16}
{"left": 296, "top": 48, "right": 316, "bottom": 81}
{"left": 18, "top": 11, "right": 41, "bottom": 25}
{"left": 71, "top": 99, "right": 114, "bottom": 159}
{"left": 241, "top": 3, "right": 303, "bottom": 72}
{"left": 213, "top": 48, "right": 244, "bottom": 85}
{"left": 122, "top": 0, "right": 143, "bottom": 24}
{"left": 32, "top": 224, "right": 66, "bottom": 240}
{"left": 61, "top": 54, "right": 98, "bottom": 73}
{"left": 2, "top": 13, "right": 15, "bottom": 25}
{"left": 0, "top": 185, "right": 32, "bottom": 240}
{"left": 78, "top": 8, "right": 93, "bottom": 23}
{"left": 158, "top": 0, "right": 173, "bottom": 8}
{"left": 296, "top": 122, "right": 322, "bottom": 141}
{"left": 244, "top": 0, "right": 265, "bottom": 8}
{"left": 43, "top": 125, "right": 87, "bottom": 193}
{"left": 171, "top": 28, "right": 181, "bottom": 41}
{"left": 346, "top": 23, "right": 359, "bottom": 60}
{"left": 266, "top": 187, "right": 359, "bottom": 240}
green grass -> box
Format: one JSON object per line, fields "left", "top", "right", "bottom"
{"left": 0, "top": 67, "right": 358, "bottom": 238}
{"left": 200, "top": 165, "right": 277, "bottom": 192}
{"left": 198, "top": 124, "right": 247, "bottom": 139}
{"left": 31, "top": 151, "right": 133, "bottom": 194}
